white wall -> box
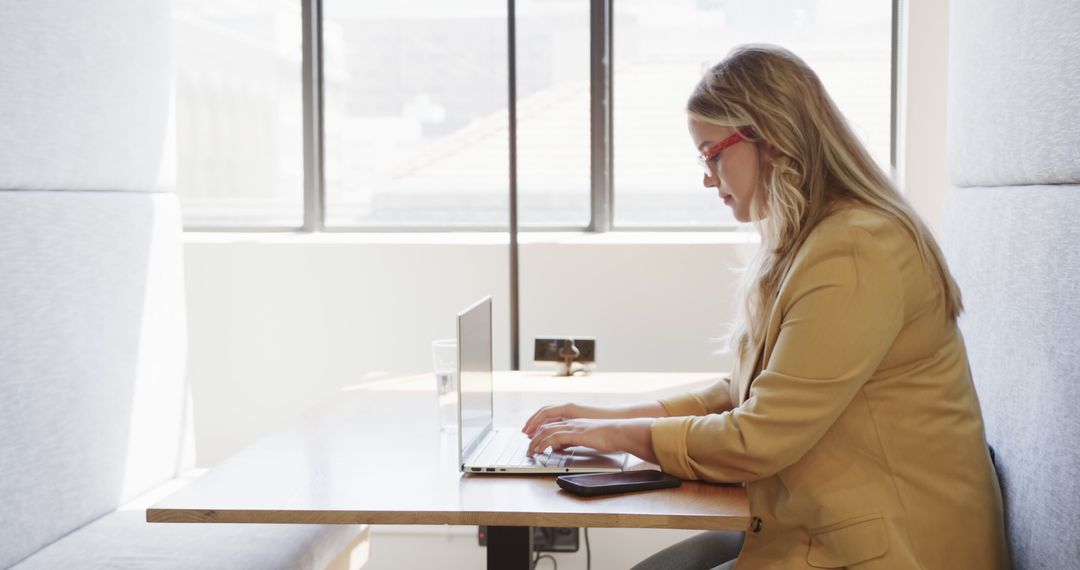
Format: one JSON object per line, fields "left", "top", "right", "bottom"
{"left": 184, "top": 232, "right": 751, "bottom": 466}
{"left": 897, "top": 0, "right": 952, "bottom": 233}
{"left": 358, "top": 526, "right": 709, "bottom": 570}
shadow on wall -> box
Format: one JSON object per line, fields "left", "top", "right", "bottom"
{"left": 0, "top": 191, "right": 189, "bottom": 568}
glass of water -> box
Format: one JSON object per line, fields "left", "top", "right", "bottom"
{"left": 430, "top": 339, "right": 458, "bottom": 433}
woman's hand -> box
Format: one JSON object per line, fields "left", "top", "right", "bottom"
{"left": 522, "top": 403, "right": 608, "bottom": 437}
{"left": 526, "top": 417, "right": 658, "bottom": 465}
{"left": 521, "top": 400, "right": 669, "bottom": 438}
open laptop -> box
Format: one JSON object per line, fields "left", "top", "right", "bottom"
{"left": 457, "top": 296, "right": 627, "bottom": 474}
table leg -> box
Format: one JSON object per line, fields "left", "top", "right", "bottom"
{"left": 486, "top": 525, "right": 533, "bottom": 570}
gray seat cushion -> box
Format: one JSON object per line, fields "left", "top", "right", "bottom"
{"left": 941, "top": 185, "right": 1080, "bottom": 569}
{"left": 947, "top": 0, "right": 1080, "bottom": 187}
{"left": 0, "top": 191, "right": 190, "bottom": 568}
{"left": 11, "top": 509, "right": 365, "bottom": 570}
{"left": 946, "top": 2, "right": 1080, "bottom": 567}
{"left": 0, "top": 0, "right": 169, "bottom": 191}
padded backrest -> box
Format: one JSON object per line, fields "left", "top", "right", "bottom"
{"left": 0, "top": 1, "right": 171, "bottom": 191}
{"left": 942, "top": 1, "right": 1080, "bottom": 568}
{"left": 0, "top": 1, "right": 186, "bottom": 568}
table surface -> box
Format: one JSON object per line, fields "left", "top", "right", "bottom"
{"left": 148, "top": 371, "right": 751, "bottom": 531}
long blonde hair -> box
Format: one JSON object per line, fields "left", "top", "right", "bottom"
{"left": 688, "top": 44, "right": 962, "bottom": 357}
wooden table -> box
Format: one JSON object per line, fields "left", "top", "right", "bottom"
{"left": 148, "top": 372, "right": 751, "bottom": 569}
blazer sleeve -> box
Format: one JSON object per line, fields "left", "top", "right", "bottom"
{"left": 658, "top": 375, "right": 735, "bottom": 417}
{"left": 651, "top": 227, "right": 905, "bottom": 482}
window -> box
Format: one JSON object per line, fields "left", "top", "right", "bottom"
{"left": 322, "top": 0, "right": 592, "bottom": 229}
{"left": 514, "top": 1, "right": 592, "bottom": 228}
{"left": 612, "top": 0, "right": 893, "bottom": 227}
{"left": 173, "top": 0, "right": 894, "bottom": 231}
{"left": 321, "top": 1, "right": 510, "bottom": 229}
{"left": 170, "top": 0, "right": 305, "bottom": 229}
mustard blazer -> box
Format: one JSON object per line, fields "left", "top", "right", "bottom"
{"left": 651, "top": 207, "right": 1010, "bottom": 569}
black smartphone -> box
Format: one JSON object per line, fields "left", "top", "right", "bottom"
{"left": 556, "top": 469, "right": 682, "bottom": 496}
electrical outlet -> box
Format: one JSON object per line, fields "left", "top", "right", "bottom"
{"left": 477, "top": 526, "right": 579, "bottom": 553}
{"left": 533, "top": 337, "right": 596, "bottom": 364}
{"left": 535, "top": 526, "right": 580, "bottom": 552}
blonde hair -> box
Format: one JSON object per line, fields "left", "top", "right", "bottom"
{"left": 688, "top": 44, "right": 962, "bottom": 357}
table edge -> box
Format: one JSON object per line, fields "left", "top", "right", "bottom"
{"left": 147, "top": 508, "right": 752, "bottom": 532}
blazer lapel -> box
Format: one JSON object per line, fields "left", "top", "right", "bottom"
{"left": 735, "top": 262, "right": 793, "bottom": 405}
{"left": 735, "top": 334, "right": 767, "bottom": 405}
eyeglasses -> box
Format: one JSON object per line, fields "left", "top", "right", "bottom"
{"left": 697, "top": 127, "right": 752, "bottom": 177}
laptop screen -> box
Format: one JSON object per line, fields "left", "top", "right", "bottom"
{"left": 457, "top": 296, "right": 493, "bottom": 459}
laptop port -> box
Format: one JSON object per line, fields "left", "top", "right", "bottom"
{"left": 486, "top": 468, "right": 496, "bottom": 472}
{"left": 471, "top": 468, "right": 481, "bottom": 472}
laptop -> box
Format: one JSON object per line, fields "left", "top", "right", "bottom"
{"left": 456, "top": 296, "right": 628, "bottom": 474}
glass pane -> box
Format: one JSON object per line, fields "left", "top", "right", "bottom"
{"left": 613, "top": 0, "right": 892, "bottom": 228}
{"left": 323, "top": 1, "right": 512, "bottom": 228}
{"left": 170, "top": 0, "right": 304, "bottom": 228}
{"left": 515, "top": 1, "right": 591, "bottom": 227}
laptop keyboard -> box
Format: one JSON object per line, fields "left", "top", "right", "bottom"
{"left": 474, "top": 430, "right": 572, "bottom": 469}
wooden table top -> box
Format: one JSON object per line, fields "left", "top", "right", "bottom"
{"left": 148, "top": 371, "right": 751, "bottom": 531}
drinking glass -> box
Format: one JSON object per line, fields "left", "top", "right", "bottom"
{"left": 430, "top": 339, "right": 458, "bottom": 433}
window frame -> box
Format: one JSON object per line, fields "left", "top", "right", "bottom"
{"left": 184, "top": 0, "right": 898, "bottom": 233}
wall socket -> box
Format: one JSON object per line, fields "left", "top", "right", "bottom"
{"left": 533, "top": 337, "right": 596, "bottom": 364}
{"left": 477, "top": 526, "right": 580, "bottom": 553}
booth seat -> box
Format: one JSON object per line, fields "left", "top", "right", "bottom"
{"left": 0, "top": 188, "right": 368, "bottom": 570}
{"left": 11, "top": 472, "right": 368, "bottom": 570}
{"left": 0, "top": 2, "right": 367, "bottom": 568}
{"left": 942, "top": 0, "right": 1080, "bottom": 568}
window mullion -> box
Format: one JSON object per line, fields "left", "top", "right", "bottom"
{"left": 589, "top": 0, "right": 613, "bottom": 233}
{"left": 301, "top": 0, "right": 325, "bottom": 232}
{"left": 508, "top": 0, "right": 521, "bottom": 369}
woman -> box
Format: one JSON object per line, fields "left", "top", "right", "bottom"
{"left": 522, "top": 45, "right": 1010, "bottom": 569}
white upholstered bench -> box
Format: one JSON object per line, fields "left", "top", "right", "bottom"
{"left": 0, "top": 2, "right": 367, "bottom": 568}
